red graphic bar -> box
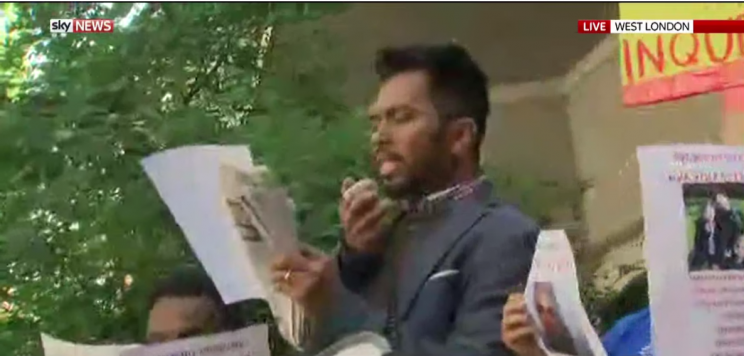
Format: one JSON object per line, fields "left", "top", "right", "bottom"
{"left": 694, "top": 20, "right": 744, "bottom": 33}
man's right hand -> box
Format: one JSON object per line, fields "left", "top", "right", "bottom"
{"left": 339, "top": 177, "right": 388, "bottom": 254}
{"left": 502, "top": 293, "right": 545, "bottom": 356}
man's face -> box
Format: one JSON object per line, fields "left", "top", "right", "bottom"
{"left": 368, "top": 71, "right": 452, "bottom": 198}
{"left": 736, "top": 238, "right": 744, "bottom": 258}
{"left": 716, "top": 193, "right": 731, "bottom": 211}
{"left": 146, "top": 296, "right": 221, "bottom": 344}
{"left": 535, "top": 289, "right": 560, "bottom": 334}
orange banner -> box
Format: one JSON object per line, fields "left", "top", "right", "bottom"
{"left": 619, "top": 4, "right": 744, "bottom": 106}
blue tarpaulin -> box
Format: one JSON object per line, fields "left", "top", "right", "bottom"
{"left": 601, "top": 308, "right": 653, "bottom": 356}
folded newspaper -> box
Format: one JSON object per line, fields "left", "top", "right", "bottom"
{"left": 40, "top": 334, "right": 137, "bottom": 356}
{"left": 141, "top": 145, "right": 306, "bottom": 347}
{"left": 524, "top": 230, "right": 607, "bottom": 356}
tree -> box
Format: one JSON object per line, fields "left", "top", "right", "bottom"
{"left": 0, "top": 3, "right": 352, "bottom": 354}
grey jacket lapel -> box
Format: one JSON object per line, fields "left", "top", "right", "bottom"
{"left": 396, "top": 181, "right": 496, "bottom": 320}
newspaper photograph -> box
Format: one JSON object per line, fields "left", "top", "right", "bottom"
{"left": 638, "top": 145, "right": 744, "bottom": 356}
{"left": 219, "top": 163, "right": 299, "bottom": 255}
{"left": 41, "top": 333, "right": 137, "bottom": 356}
{"left": 524, "top": 230, "right": 607, "bottom": 356}
{"left": 218, "top": 163, "right": 305, "bottom": 347}
{"left": 120, "top": 324, "right": 269, "bottom": 356}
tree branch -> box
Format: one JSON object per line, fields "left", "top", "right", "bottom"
{"left": 182, "top": 54, "right": 226, "bottom": 106}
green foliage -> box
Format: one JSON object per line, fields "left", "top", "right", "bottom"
{"left": 595, "top": 273, "right": 648, "bottom": 332}
{"left": 578, "top": 269, "right": 649, "bottom": 334}
{"left": 0, "top": 3, "right": 350, "bottom": 354}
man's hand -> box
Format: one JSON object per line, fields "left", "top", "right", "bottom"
{"left": 502, "top": 293, "right": 545, "bottom": 356}
{"left": 339, "top": 177, "right": 390, "bottom": 254}
{"left": 271, "top": 248, "right": 337, "bottom": 317}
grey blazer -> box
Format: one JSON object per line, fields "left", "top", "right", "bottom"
{"left": 309, "top": 181, "right": 539, "bottom": 356}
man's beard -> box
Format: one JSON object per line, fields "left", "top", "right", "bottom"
{"left": 380, "top": 147, "right": 454, "bottom": 200}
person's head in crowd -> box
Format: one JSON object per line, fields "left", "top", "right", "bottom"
{"left": 368, "top": 43, "right": 489, "bottom": 199}
{"left": 710, "top": 188, "right": 731, "bottom": 212}
{"left": 146, "top": 266, "right": 244, "bottom": 344}
{"left": 735, "top": 234, "right": 744, "bottom": 261}
{"left": 534, "top": 282, "right": 568, "bottom": 337}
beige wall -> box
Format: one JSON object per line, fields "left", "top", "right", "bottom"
{"left": 277, "top": 3, "right": 612, "bottom": 106}
{"left": 489, "top": 36, "right": 730, "bottom": 285}
{"left": 484, "top": 81, "right": 582, "bottom": 231}
{"left": 484, "top": 85, "right": 578, "bottom": 188}
{"left": 565, "top": 37, "right": 723, "bottom": 270}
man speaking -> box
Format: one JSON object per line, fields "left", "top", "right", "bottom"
{"left": 271, "top": 43, "right": 539, "bottom": 356}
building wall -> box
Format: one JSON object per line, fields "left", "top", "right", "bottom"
{"left": 485, "top": 81, "right": 578, "bottom": 189}
{"left": 484, "top": 81, "right": 581, "bottom": 228}
{"left": 489, "top": 36, "right": 732, "bottom": 287}
{"left": 565, "top": 36, "right": 723, "bottom": 273}
{"left": 276, "top": 3, "right": 612, "bottom": 106}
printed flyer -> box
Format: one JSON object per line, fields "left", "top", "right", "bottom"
{"left": 525, "top": 230, "right": 607, "bottom": 356}
{"left": 638, "top": 145, "right": 744, "bottom": 356}
{"left": 121, "top": 325, "right": 269, "bottom": 356}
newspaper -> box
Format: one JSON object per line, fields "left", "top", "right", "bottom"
{"left": 120, "top": 325, "right": 269, "bottom": 356}
{"left": 142, "top": 145, "right": 305, "bottom": 347}
{"left": 638, "top": 145, "right": 744, "bottom": 356}
{"left": 220, "top": 164, "right": 298, "bottom": 255}
{"left": 41, "top": 333, "right": 137, "bottom": 356}
{"left": 524, "top": 230, "right": 607, "bottom": 356}
{"left": 218, "top": 163, "right": 306, "bottom": 346}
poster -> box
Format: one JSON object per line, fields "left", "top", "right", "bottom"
{"left": 121, "top": 325, "right": 270, "bottom": 356}
{"left": 141, "top": 145, "right": 266, "bottom": 303}
{"left": 40, "top": 333, "right": 137, "bottom": 356}
{"left": 619, "top": 3, "right": 744, "bottom": 106}
{"left": 524, "top": 230, "right": 607, "bottom": 356}
{"left": 142, "top": 145, "right": 306, "bottom": 347}
{"left": 638, "top": 145, "right": 744, "bottom": 356}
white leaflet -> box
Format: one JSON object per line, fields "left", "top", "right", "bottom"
{"left": 41, "top": 333, "right": 137, "bottom": 356}
{"left": 524, "top": 230, "right": 607, "bottom": 356}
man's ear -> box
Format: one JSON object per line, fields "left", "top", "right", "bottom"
{"left": 448, "top": 117, "right": 477, "bottom": 155}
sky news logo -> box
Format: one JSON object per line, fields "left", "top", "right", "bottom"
{"left": 50, "top": 19, "right": 114, "bottom": 33}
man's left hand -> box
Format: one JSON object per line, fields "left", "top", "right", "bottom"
{"left": 271, "top": 248, "right": 337, "bottom": 317}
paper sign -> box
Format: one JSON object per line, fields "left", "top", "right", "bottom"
{"left": 142, "top": 145, "right": 306, "bottom": 347}
{"left": 142, "top": 145, "right": 265, "bottom": 303}
{"left": 638, "top": 145, "right": 744, "bottom": 356}
{"left": 618, "top": 3, "right": 744, "bottom": 106}
{"left": 524, "top": 230, "right": 607, "bottom": 356}
{"left": 41, "top": 333, "right": 137, "bottom": 356}
{"left": 121, "top": 325, "right": 269, "bottom": 356}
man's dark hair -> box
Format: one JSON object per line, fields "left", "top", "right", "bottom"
{"left": 148, "top": 266, "right": 245, "bottom": 331}
{"left": 374, "top": 43, "right": 490, "bottom": 148}
{"left": 708, "top": 186, "right": 727, "bottom": 199}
